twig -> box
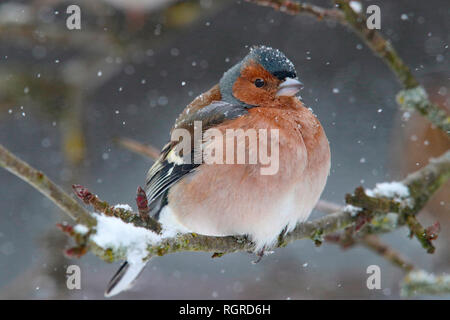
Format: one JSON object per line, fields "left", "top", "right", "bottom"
{"left": 315, "top": 199, "right": 343, "bottom": 213}
{"left": 361, "top": 235, "right": 415, "bottom": 272}
{"left": 333, "top": 0, "right": 418, "bottom": 89}
{"left": 346, "top": 152, "right": 450, "bottom": 218}
{"left": 344, "top": 149, "right": 450, "bottom": 253}
{"left": 114, "top": 137, "right": 161, "bottom": 160}
{"left": 405, "top": 215, "right": 436, "bottom": 254}
{"left": 318, "top": 200, "right": 416, "bottom": 272}
{"left": 326, "top": 232, "right": 416, "bottom": 272}
{"left": 71, "top": 184, "right": 161, "bottom": 233}
{"left": 346, "top": 186, "right": 405, "bottom": 214}
{"left": 0, "top": 144, "right": 96, "bottom": 227}
{"left": 334, "top": 0, "right": 450, "bottom": 136}
{"left": 245, "top": 0, "right": 342, "bottom": 20}
{"left": 246, "top": 0, "right": 450, "bottom": 136}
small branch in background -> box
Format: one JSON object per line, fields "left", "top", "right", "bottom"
{"left": 114, "top": 137, "right": 161, "bottom": 160}
{"left": 401, "top": 270, "right": 450, "bottom": 297}
{"left": 315, "top": 199, "right": 343, "bottom": 213}
{"left": 324, "top": 228, "right": 356, "bottom": 249}
{"left": 56, "top": 222, "right": 88, "bottom": 258}
{"left": 321, "top": 206, "right": 416, "bottom": 272}
{"left": 246, "top": 0, "right": 450, "bottom": 136}
{"left": 0, "top": 144, "right": 96, "bottom": 227}
{"left": 396, "top": 87, "right": 450, "bottom": 136}
{"left": 361, "top": 235, "right": 415, "bottom": 272}
{"left": 245, "top": 0, "right": 343, "bottom": 20}
{"left": 326, "top": 232, "right": 415, "bottom": 272}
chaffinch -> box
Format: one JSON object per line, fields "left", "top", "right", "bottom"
{"left": 106, "top": 46, "right": 330, "bottom": 296}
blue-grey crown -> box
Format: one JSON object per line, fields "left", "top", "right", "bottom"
{"left": 219, "top": 46, "right": 297, "bottom": 106}
{"left": 246, "top": 46, "right": 296, "bottom": 80}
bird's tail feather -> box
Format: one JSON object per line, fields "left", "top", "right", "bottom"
{"left": 104, "top": 260, "right": 147, "bottom": 297}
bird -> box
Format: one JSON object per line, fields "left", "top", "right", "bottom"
{"left": 105, "top": 45, "right": 331, "bottom": 297}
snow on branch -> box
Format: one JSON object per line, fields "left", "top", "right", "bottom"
{"left": 73, "top": 149, "right": 449, "bottom": 262}
{"left": 1, "top": 143, "right": 449, "bottom": 275}
{"left": 401, "top": 270, "right": 450, "bottom": 297}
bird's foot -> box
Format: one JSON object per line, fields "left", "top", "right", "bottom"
{"left": 252, "top": 246, "right": 267, "bottom": 264}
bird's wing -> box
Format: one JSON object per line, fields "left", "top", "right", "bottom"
{"left": 145, "top": 99, "right": 249, "bottom": 217}
{"left": 173, "top": 84, "right": 221, "bottom": 128}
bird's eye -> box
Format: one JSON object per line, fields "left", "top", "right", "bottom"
{"left": 254, "top": 78, "right": 265, "bottom": 88}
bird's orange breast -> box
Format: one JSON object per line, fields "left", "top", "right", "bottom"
{"left": 164, "top": 98, "right": 330, "bottom": 249}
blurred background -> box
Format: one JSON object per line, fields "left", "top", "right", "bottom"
{"left": 0, "top": 0, "right": 448, "bottom": 299}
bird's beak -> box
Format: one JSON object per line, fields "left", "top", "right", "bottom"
{"left": 276, "top": 77, "right": 303, "bottom": 97}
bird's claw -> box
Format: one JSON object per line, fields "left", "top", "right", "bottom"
{"left": 252, "top": 246, "right": 266, "bottom": 264}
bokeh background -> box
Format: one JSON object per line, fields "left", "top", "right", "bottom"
{"left": 0, "top": 0, "right": 449, "bottom": 299}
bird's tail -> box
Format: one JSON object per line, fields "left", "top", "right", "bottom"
{"left": 104, "top": 260, "right": 148, "bottom": 297}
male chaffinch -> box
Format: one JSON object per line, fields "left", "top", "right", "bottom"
{"left": 106, "top": 46, "right": 330, "bottom": 296}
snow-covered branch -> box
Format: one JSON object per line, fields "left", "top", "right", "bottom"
{"left": 1, "top": 143, "right": 448, "bottom": 274}
{"left": 401, "top": 270, "right": 450, "bottom": 297}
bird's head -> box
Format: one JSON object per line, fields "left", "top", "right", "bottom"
{"left": 219, "top": 46, "right": 303, "bottom": 108}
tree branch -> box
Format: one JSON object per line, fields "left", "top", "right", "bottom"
{"left": 244, "top": 0, "right": 343, "bottom": 20}
{"left": 360, "top": 235, "right": 415, "bottom": 272}
{"left": 67, "top": 150, "right": 450, "bottom": 263}
{"left": 71, "top": 184, "right": 162, "bottom": 233}
{"left": 114, "top": 137, "right": 161, "bottom": 160}
{"left": 2, "top": 141, "right": 448, "bottom": 263}
{"left": 401, "top": 270, "right": 450, "bottom": 297}
{"left": 246, "top": 0, "right": 450, "bottom": 136}
{"left": 0, "top": 144, "right": 96, "bottom": 227}
{"left": 405, "top": 215, "right": 437, "bottom": 254}
{"left": 1, "top": 129, "right": 449, "bottom": 296}
{"left": 326, "top": 231, "right": 416, "bottom": 272}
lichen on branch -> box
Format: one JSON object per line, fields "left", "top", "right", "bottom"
{"left": 401, "top": 270, "right": 450, "bottom": 297}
